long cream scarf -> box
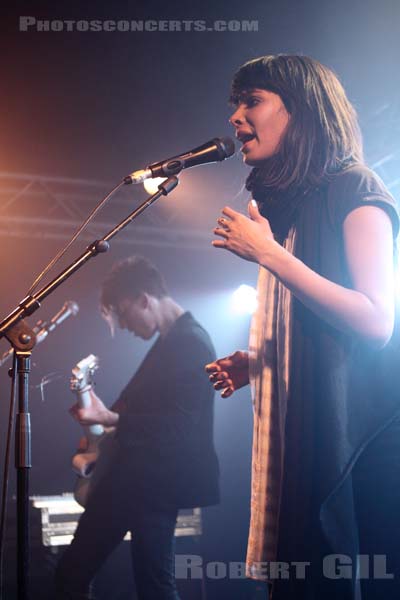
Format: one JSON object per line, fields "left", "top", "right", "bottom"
{"left": 246, "top": 228, "right": 296, "bottom": 580}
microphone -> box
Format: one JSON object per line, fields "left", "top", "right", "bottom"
{"left": 124, "top": 137, "right": 235, "bottom": 184}
{"left": 35, "top": 301, "right": 79, "bottom": 343}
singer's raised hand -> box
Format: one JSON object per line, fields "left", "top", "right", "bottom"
{"left": 212, "top": 200, "right": 280, "bottom": 267}
{"left": 205, "top": 350, "right": 250, "bottom": 398}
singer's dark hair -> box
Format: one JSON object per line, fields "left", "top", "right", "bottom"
{"left": 101, "top": 256, "right": 168, "bottom": 311}
{"left": 230, "top": 54, "right": 364, "bottom": 192}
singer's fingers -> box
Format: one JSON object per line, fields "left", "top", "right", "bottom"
{"left": 222, "top": 206, "right": 239, "bottom": 219}
{"left": 205, "top": 362, "right": 221, "bottom": 373}
{"left": 212, "top": 240, "right": 227, "bottom": 249}
{"left": 215, "top": 357, "right": 235, "bottom": 368}
{"left": 214, "top": 379, "right": 233, "bottom": 391}
{"left": 217, "top": 217, "right": 231, "bottom": 230}
{"left": 221, "top": 387, "right": 234, "bottom": 398}
{"left": 213, "top": 227, "right": 229, "bottom": 239}
{"left": 209, "top": 371, "right": 229, "bottom": 382}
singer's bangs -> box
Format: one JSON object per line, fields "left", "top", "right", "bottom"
{"left": 230, "top": 56, "right": 289, "bottom": 107}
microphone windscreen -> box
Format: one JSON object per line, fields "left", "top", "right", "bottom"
{"left": 218, "top": 137, "right": 236, "bottom": 159}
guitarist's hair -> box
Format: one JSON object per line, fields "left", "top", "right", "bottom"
{"left": 100, "top": 255, "right": 168, "bottom": 311}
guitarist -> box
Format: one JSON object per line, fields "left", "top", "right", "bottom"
{"left": 56, "top": 256, "right": 220, "bottom": 600}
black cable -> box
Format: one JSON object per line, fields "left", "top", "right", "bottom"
{"left": 0, "top": 353, "right": 18, "bottom": 600}
{"left": 26, "top": 180, "right": 126, "bottom": 296}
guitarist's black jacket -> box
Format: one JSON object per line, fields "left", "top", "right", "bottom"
{"left": 111, "top": 312, "right": 220, "bottom": 509}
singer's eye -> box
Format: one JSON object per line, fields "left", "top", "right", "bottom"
{"left": 246, "top": 96, "right": 261, "bottom": 108}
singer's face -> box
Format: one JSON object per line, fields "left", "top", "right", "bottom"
{"left": 229, "top": 89, "right": 290, "bottom": 166}
{"left": 115, "top": 295, "right": 156, "bottom": 340}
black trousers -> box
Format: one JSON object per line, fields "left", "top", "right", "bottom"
{"left": 55, "top": 471, "right": 181, "bottom": 600}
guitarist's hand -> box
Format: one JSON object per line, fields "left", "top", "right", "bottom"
{"left": 69, "top": 390, "right": 119, "bottom": 427}
{"left": 205, "top": 350, "right": 250, "bottom": 398}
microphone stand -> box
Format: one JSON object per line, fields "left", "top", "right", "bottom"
{"left": 0, "top": 302, "right": 79, "bottom": 368}
{"left": 0, "top": 176, "right": 179, "bottom": 600}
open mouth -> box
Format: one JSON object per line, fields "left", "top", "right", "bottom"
{"left": 237, "top": 132, "right": 256, "bottom": 150}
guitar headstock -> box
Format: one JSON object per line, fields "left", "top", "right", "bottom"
{"left": 70, "top": 354, "right": 99, "bottom": 392}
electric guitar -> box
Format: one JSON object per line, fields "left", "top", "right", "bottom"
{"left": 70, "top": 354, "right": 116, "bottom": 507}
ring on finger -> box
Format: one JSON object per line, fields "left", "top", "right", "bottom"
{"left": 218, "top": 217, "right": 230, "bottom": 229}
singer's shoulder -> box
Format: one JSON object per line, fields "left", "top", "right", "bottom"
{"left": 327, "top": 163, "right": 392, "bottom": 198}
{"left": 324, "top": 163, "right": 399, "bottom": 234}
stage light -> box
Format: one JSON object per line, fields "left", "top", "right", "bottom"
{"left": 231, "top": 284, "right": 258, "bottom": 315}
{"left": 143, "top": 177, "right": 167, "bottom": 195}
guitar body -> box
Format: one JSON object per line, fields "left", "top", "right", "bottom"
{"left": 74, "top": 431, "right": 117, "bottom": 506}
{"left": 70, "top": 354, "right": 117, "bottom": 507}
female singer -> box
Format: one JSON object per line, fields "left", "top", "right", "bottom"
{"left": 206, "top": 55, "right": 400, "bottom": 599}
